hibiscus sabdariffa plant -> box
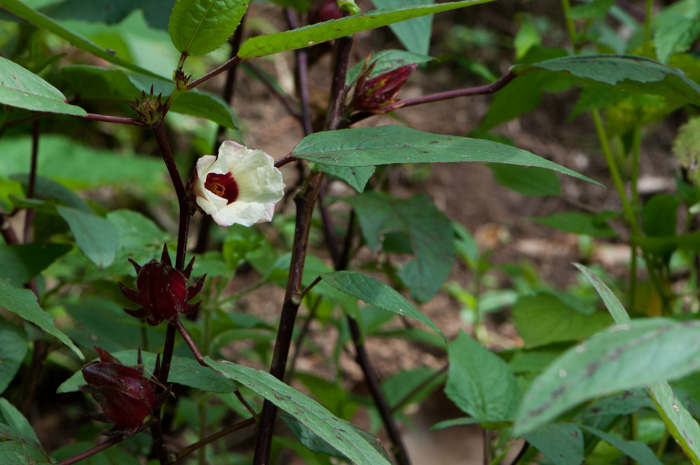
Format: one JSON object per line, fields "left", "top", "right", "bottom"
{"left": 194, "top": 141, "right": 285, "bottom": 227}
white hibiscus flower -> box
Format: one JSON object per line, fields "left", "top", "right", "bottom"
{"left": 194, "top": 141, "right": 285, "bottom": 227}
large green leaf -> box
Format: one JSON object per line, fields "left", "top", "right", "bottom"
{"left": 371, "top": 0, "right": 434, "bottom": 55}
{"left": 0, "top": 322, "right": 27, "bottom": 395}
{"left": 42, "top": 0, "right": 174, "bottom": 30}
{"left": 513, "top": 318, "right": 700, "bottom": 436}
{"left": 655, "top": 9, "right": 700, "bottom": 64}
{"left": 488, "top": 164, "right": 561, "bottom": 197}
{"left": 61, "top": 66, "right": 237, "bottom": 128}
{"left": 293, "top": 125, "right": 600, "bottom": 186}
{"left": 0, "top": 57, "right": 85, "bottom": 115}
{"left": 512, "top": 293, "right": 613, "bottom": 348}
{"left": 515, "top": 55, "right": 700, "bottom": 106}
{"left": 445, "top": 331, "right": 520, "bottom": 421}
{"left": 237, "top": 0, "right": 492, "bottom": 59}
{"left": 0, "top": 0, "right": 162, "bottom": 78}
{"left": 205, "top": 358, "right": 392, "bottom": 465}
{"left": 321, "top": 271, "right": 445, "bottom": 339}
{"left": 0, "top": 399, "right": 50, "bottom": 465}
{"left": 1, "top": 135, "right": 166, "bottom": 191}
{"left": 0, "top": 243, "right": 72, "bottom": 287}
{"left": 345, "top": 192, "right": 454, "bottom": 301}
{"left": 524, "top": 423, "right": 584, "bottom": 465}
{"left": 57, "top": 206, "right": 117, "bottom": 268}
{"left": 576, "top": 263, "right": 700, "bottom": 464}
{"left": 0, "top": 279, "right": 82, "bottom": 359}
{"left": 169, "top": 0, "right": 249, "bottom": 56}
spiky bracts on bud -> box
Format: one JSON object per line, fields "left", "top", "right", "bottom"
{"left": 349, "top": 58, "right": 417, "bottom": 114}
{"left": 129, "top": 85, "right": 170, "bottom": 126}
{"left": 119, "top": 244, "right": 205, "bottom": 326}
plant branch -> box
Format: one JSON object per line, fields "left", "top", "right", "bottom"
{"left": 23, "top": 120, "right": 39, "bottom": 242}
{"left": 187, "top": 55, "right": 242, "bottom": 91}
{"left": 55, "top": 434, "right": 127, "bottom": 465}
{"left": 73, "top": 113, "right": 146, "bottom": 126}
{"left": 349, "top": 70, "right": 517, "bottom": 124}
{"left": 285, "top": 8, "right": 313, "bottom": 136}
{"left": 174, "top": 417, "right": 257, "bottom": 462}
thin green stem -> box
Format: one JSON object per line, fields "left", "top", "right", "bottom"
{"left": 559, "top": 0, "right": 579, "bottom": 50}
{"left": 629, "top": 126, "right": 642, "bottom": 312}
{"left": 592, "top": 110, "right": 668, "bottom": 311}
{"left": 644, "top": 0, "right": 653, "bottom": 56}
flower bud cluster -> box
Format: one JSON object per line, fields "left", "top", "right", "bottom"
{"left": 349, "top": 59, "right": 417, "bottom": 113}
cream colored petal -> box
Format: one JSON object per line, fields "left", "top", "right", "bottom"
{"left": 212, "top": 200, "right": 268, "bottom": 227}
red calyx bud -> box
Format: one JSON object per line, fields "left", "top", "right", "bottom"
{"left": 119, "top": 244, "right": 205, "bottom": 326}
{"left": 80, "top": 347, "right": 160, "bottom": 435}
{"left": 308, "top": 0, "right": 343, "bottom": 24}
{"left": 350, "top": 60, "right": 418, "bottom": 113}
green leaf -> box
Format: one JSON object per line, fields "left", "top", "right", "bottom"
{"left": 346, "top": 193, "right": 454, "bottom": 301}
{"left": 345, "top": 49, "right": 433, "bottom": 85}
{"left": 532, "top": 211, "right": 618, "bottom": 238}
{"left": 0, "top": 57, "right": 85, "bottom": 115}
{"left": 0, "top": 0, "right": 162, "bottom": 78}
{"left": 371, "top": 0, "right": 434, "bottom": 55}
{"left": 322, "top": 271, "right": 445, "bottom": 339}
{"left": 0, "top": 243, "right": 72, "bottom": 287}
{"left": 205, "top": 358, "right": 392, "bottom": 465}
{"left": 567, "top": 0, "right": 614, "bottom": 20}
{"left": 0, "top": 398, "right": 39, "bottom": 445}
{"left": 293, "top": 125, "right": 600, "bottom": 186}
{"left": 237, "top": 0, "right": 492, "bottom": 59}
{"left": 488, "top": 164, "right": 561, "bottom": 196}
{"left": 42, "top": 0, "right": 174, "bottom": 30}
{"left": 169, "top": 0, "right": 249, "bottom": 56}
{"left": 315, "top": 165, "right": 375, "bottom": 193}
{"left": 57, "top": 206, "right": 117, "bottom": 268}
{"left": 576, "top": 263, "right": 700, "bottom": 464}
{"left": 582, "top": 425, "right": 663, "bottom": 465}
{"left": 11, "top": 174, "right": 91, "bottom": 212}
{"left": 58, "top": 351, "right": 238, "bottom": 393}
{"left": 515, "top": 55, "right": 700, "bottom": 106}
{"left": 512, "top": 293, "right": 613, "bottom": 348}
{"left": 524, "top": 423, "right": 584, "bottom": 465}
{"left": 635, "top": 231, "right": 700, "bottom": 257}
{"left": 381, "top": 367, "right": 445, "bottom": 409}
{"left": 642, "top": 194, "right": 680, "bottom": 238}
{"left": 64, "top": 298, "right": 141, "bottom": 353}
{"left": 655, "top": 12, "right": 700, "bottom": 64}
{"left": 62, "top": 66, "right": 237, "bottom": 128}
{"left": 513, "top": 318, "right": 700, "bottom": 436}
{"left": 445, "top": 331, "right": 520, "bottom": 421}
{"left": 0, "top": 322, "right": 27, "bottom": 395}
{"left": 0, "top": 399, "right": 50, "bottom": 465}
{"left": 0, "top": 279, "right": 82, "bottom": 359}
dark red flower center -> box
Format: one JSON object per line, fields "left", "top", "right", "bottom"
{"left": 205, "top": 173, "right": 239, "bottom": 204}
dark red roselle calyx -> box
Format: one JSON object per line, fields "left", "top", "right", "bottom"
{"left": 80, "top": 347, "right": 161, "bottom": 435}
{"left": 119, "top": 244, "right": 205, "bottom": 326}
{"left": 349, "top": 60, "right": 418, "bottom": 114}
{"left": 308, "top": 0, "right": 343, "bottom": 24}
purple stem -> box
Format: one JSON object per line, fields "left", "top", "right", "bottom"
{"left": 350, "top": 69, "right": 517, "bottom": 124}
{"left": 54, "top": 434, "right": 126, "bottom": 465}
{"left": 187, "top": 56, "right": 242, "bottom": 91}
{"left": 73, "top": 113, "right": 146, "bottom": 126}
{"left": 174, "top": 417, "right": 257, "bottom": 461}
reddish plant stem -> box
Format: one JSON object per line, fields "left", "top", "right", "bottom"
{"left": 187, "top": 56, "right": 242, "bottom": 91}
{"left": 349, "top": 69, "right": 517, "bottom": 124}
{"left": 23, "top": 120, "right": 39, "bottom": 242}
{"left": 253, "top": 32, "right": 354, "bottom": 465}
{"left": 54, "top": 434, "right": 126, "bottom": 465}
{"left": 174, "top": 417, "right": 257, "bottom": 462}
{"left": 274, "top": 152, "right": 296, "bottom": 168}
{"left": 253, "top": 175, "right": 324, "bottom": 464}
{"left": 73, "top": 113, "right": 146, "bottom": 126}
